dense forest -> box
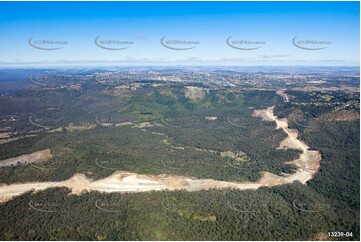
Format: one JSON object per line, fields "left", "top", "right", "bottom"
{"left": 0, "top": 83, "right": 359, "bottom": 240}
{"left": 0, "top": 88, "right": 298, "bottom": 183}
{"left": 0, "top": 180, "right": 358, "bottom": 240}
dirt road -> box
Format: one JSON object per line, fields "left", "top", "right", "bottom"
{"left": 0, "top": 107, "right": 321, "bottom": 203}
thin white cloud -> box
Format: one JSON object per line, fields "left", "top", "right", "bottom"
{"left": 0, "top": 57, "right": 358, "bottom": 66}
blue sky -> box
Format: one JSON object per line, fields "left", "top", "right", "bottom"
{"left": 0, "top": 1, "right": 359, "bottom": 66}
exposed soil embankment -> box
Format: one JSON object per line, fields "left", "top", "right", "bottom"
{"left": 0, "top": 149, "right": 52, "bottom": 167}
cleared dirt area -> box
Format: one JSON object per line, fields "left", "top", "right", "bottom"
{"left": 0, "top": 107, "right": 321, "bottom": 203}
{"left": 133, "top": 122, "right": 163, "bottom": 128}
{"left": 276, "top": 89, "right": 289, "bottom": 102}
{"left": 0, "top": 149, "right": 52, "bottom": 167}
{"left": 253, "top": 106, "right": 321, "bottom": 184}
{"left": 184, "top": 86, "right": 208, "bottom": 101}
{"left": 0, "top": 171, "right": 260, "bottom": 203}
{"left": 65, "top": 123, "right": 96, "bottom": 132}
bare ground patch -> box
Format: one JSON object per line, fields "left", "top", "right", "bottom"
{"left": 0, "top": 149, "right": 52, "bottom": 167}
{"left": 184, "top": 86, "right": 208, "bottom": 101}
{"left": 65, "top": 123, "right": 96, "bottom": 132}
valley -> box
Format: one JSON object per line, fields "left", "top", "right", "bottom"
{"left": 1, "top": 105, "right": 321, "bottom": 202}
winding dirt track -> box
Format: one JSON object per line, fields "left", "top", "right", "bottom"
{"left": 0, "top": 106, "right": 321, "bottom": 203}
